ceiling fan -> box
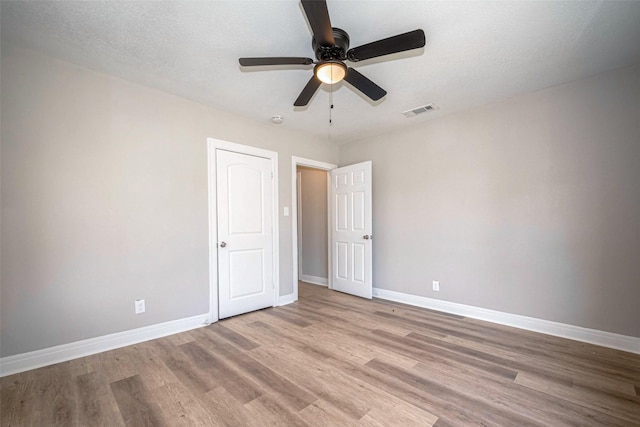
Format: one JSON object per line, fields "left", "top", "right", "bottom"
{"left": 239, "top": 0, "right": 426, "bottom": 107}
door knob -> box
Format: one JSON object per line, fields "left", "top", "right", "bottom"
{"left": 363, "top": 235, "right": 373, "bottom": 240}
{"left": 219, "top": 241, "right": 227, "bottom": 248}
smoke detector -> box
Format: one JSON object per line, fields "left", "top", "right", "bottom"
{"left": 271, "top": 115, "right": 284, "bottom": 124}
{"left": 402, "top": 103, "right": 438, "bottom": 118}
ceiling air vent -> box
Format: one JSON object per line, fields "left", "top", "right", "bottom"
{"left": 402, "top": 103, "right": 439, "bottom": 118}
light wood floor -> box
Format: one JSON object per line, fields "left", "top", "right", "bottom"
{"left": 2, "top": 282, "right": 639, "bottom": 426}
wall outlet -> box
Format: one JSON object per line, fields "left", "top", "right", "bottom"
{"left": 432, "top": 281, "right": 440, "bottom": 291}
{"left": 135, "top": 299, "right": 145, "bottom": 314}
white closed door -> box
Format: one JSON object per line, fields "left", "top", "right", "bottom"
{"left": 330, "top": 161, "right": 372, "bottom": 299}
{"left": 217, "top": 149, "right": 274, "bottom": 318}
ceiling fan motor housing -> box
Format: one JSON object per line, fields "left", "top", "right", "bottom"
{"left": 313, "top": 27, "right": 350, "bottom": 61}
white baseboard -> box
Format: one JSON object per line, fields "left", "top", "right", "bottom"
{"left": 372, "top": 288, "right": 640, "bottom": 355}
{"left": 6, "top": 290, "right": 636, "bottom": 378}
{"left": 300, "top": 274, "right": 328, "bottom": 286}
{"left": 0, "top": 314, "right": 210, "bottom": 377}
{"left": 278, "top": 294, "right": 296, "bottom": 306}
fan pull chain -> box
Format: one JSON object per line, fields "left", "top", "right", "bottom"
{"left": 327, "top": 87, "right": 333, "bottom": 140}
{"left": 329, "top": 90, "right": 334, "bottom": 125}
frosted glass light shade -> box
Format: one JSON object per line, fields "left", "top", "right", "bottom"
{"left": 315, "top": 62, "right": 347, "bottom": 84}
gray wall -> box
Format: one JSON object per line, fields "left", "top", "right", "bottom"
{"left": 0, "top": 45, "right": 339, "bottom": 357}
{"left": 298, "top": 167, "right": 328, "bottom": 280}
{"left": 341, "top": 64, "right": 640, "bottom": 338}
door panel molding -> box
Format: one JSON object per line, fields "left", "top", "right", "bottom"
{"left": 207, "top": 138, "right": 279, "bottom": 322}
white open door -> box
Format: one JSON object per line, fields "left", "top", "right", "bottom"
{"left": 330, "top": 161, "right": 372, "bottom": 299}
{"left": 217, "top": 149, "right": 274, "bottom": 318}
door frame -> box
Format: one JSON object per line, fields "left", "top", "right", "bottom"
{"left": 291, "top": 156, "right": 337, "bottom": 302}
{"left": 208, "top": 138, "right": 279, "bottom": 322}
{"left": 296, "top": 170, "right": 303, "bottom": 282}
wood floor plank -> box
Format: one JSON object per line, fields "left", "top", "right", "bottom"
{"left": 124, "top": 342, "right": 179, "bottom": 391}
{"left": 412, "top": 358, "right": 632, "bottom": 427}
{"left": 260, "top": 307, "right": 313, "bottom": 328}
{"left": 1, "top": 371, "right": 37, "bottom": 427}
{"left": 248, "top": 320, "right": 335, "bottom": 361}
{"left": 442, "top": 334, "right": 639, "bottom": 397}
{"left": 28, "top": 364, "right": 77, "bottom": 426}
{"left": 218, "top": 333, "right": 432, "bottom": 426}
{"left": 404, "top": 329, "right": 640, "bottom": 401}
{"left": 178, "top": 340, "right": 263, "bottom": 404}
{"left": 298, "top": 399, "right": 359, "bottom": 427}
{"left": 215, "top": 312, "right": 310, "bottom": 354}
{"left": 326, "top": 355, "right": 483, "bottom": 426}
{"left": 94, "top": 347, "right": 138, "bottom": 384}
{"left": 286, "top": 301, "right": 420, "bottom": 338}
{"left": 361, "top": 404, "right": 438, "bottom": 427}
{"left": 204, "top": 386, "right": 259, "bottom": 427}
{"left": 365, "top": 358, "right": 542, "bottom": 426}
{"left": 66, "top": 355, "right": 95, "bottom": 378}
{"left": 358, "top": 413, "right": 388, "bottom": 427}
{"left": 403, "top": 330, "right": 581, "bottom": 383}
{"left": 166, "top": 330, "right": 197, "bottom": 346}
{"left": 254, "top": 305, "right": 423, "bottom": 368}
{"left": 204, "top": 341, "right": 317, "bottom": 412}
{"left": 244, "top": 314, "right": 382, "bottom": 366}
{"left": 152, "top": 381, "right": 221, "bottom": 426}
{"left": 249, "top": 343, "right": 375, "bottom": 421}
{"left": 207, "top": 323, "right": 260, "bottom": 350}
{"left": 76, "top": 371, "right": 125, "bottom": 426}
{"left": 110, "top": 375, "right": 167, "bottom": 427}
{"left": 368, "top": 329, "right": 520, "bottom": 381}
{"left": 242, "top": 395, "right": 309, "bottom": 427}
{"left": 160, "top": 343, "right": 219, "bottom": 396}
{"left": 515, "top": 372, "right": 640, "bottom": 424}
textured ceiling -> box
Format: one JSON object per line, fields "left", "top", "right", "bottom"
{"left": 3, "top": 1, "right": 640, "bottom": 144}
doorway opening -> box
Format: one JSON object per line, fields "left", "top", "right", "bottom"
{"left": 297, "top": 166, "right": 329, "bottom": 285}
{"left": 291, "top": 157, "right": 337, "bottom": 302}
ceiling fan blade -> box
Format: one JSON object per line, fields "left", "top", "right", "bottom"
{"left": 301, "top": 0, "right": 335, "bottom": 47}
{"left": 347, "top": 29, "right": 425, "bottom": 62}
{"left": 239, "top": 57, "right": 314, "bottom": 66}
{"left": 294, "top": 75, "right": 322, "bottom": 106}
{"left": 344, "top": 68, "right": 387, "bottom": 101}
